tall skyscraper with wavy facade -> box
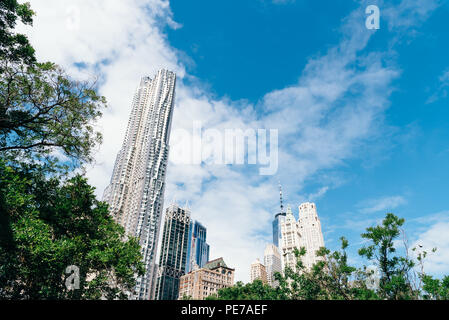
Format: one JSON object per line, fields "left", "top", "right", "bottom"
{"left": 103, "top": 69, "right": 176, "bottom": 300}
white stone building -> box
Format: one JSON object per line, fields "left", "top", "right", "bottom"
{"left": 280, "top": 203, "right": 325, "bottom": 272}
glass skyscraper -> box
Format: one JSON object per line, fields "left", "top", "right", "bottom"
{"left": 272, "top": 183, "right": 286, "bottom": 248}
{"left": 272, "top": 212, "right": 286, "bottom": 248}
{"left": 155, "top": 204, "right": 190, "bottom": 300}
{"left": 185, "top": 220, "right": 210, "bottom": 273}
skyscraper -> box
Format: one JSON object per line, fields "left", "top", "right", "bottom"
{"left": 250, "top": 259, "right": 268, "bottom": 284}
{"left": 103, "top": 70, "right": 176, "bottom": 300}
{"left": 272, "top": 213, "right": 286, "bottom": 248}
{"left": 264, "top": 244, "right": 282, "bottom": 288}
{"left": 280, "top": 203, "right": 325, "bottom": 272}
{"left": 155, "top": 204, "right": 190, "bottom": 300}
{"left": 272, "top": 184, "right": 286, "bottom": 248}
{"left": 280, "top": 206, "right": 300, "bottom": 272}
{"left": 185, "top": 220, "right": 210, "bottom": 273}
{"left": 297, "top": 202, "right": 325, "bottom": 270}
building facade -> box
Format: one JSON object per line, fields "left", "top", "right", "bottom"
{"left": 272, "top": 212, "right": 286, "bottom": 248}
{"left": 178, "top": 258, "right": 235, "bottom": 300}
{"left": 103, "top": 70, "right": 176, "bottom": 299}
{"left": 250, "top": 259, "right": 268, "bottom": 284}
{"left": 155, "top": 204, "right": 191, "bottom": 300}
{"left": 280, "top": 206, "right": 301, "bottom": 272}
{"left": 280, "top": 203, "right": 325, "bottom": 272}
{"left": 185, "top": 220, "right": 210, "bottom": 273}
{"left": 264, "top": 244, "right": 282, "bottom": 288}
{"left": 297, "top": 202, "right": 325, "bottom": 270}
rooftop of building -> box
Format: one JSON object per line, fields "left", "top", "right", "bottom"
{"left": 203, "top": 257, "right": 234, "bottom": 271}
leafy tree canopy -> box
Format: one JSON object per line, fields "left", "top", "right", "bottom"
{"left": 0, "top": 61, "right": 106, "bottom": 168}
{"left": 0, "top": 161, "right": 144, "bottom": 299}
{"left": 0, "top": 0, "right": 35, "bottom": 65}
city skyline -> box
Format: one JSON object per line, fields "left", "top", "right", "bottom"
{"left": 22, "top": 0, "right": 449, "bottom": 284}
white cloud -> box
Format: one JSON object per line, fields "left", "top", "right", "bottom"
{"left": 22, "top": 0, "right": 440, "bottom": 283}
{"left": 412, "top": 221, "right": 449, "bottom": 276}
{"left": 307, "top": 187, "right": 329, "bottom": 202}
{"left": 358, "top": 195, "right": 407, "bottom": 214}
{"left": 383, "top": 0, "right": 441, "bottom": 30}
{"left": 427, "top": 69, "right": 449, "bottom": 103}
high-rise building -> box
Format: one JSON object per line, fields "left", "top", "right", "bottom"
{"left": 185, "top": 220, "right": 210, "bottom": 273}
{"left": 297, "top": 202, "right": 325, "bottom": 270}
{"left": 272, "top": 213, "right": 286, "bottom": 248}
{"left": 280, "top": 203, "right": 325, "bottom": 272}
{"left": 280, "top": 206, "right": 300, "bottom": 272}
{"left": 272, "top": 184, "right": 286, "bottom": 248}
{"left": 103, "top": 70, "right": 176, "bottom": 299}
{"left": 250, "top": 259, "right": 268, "bottom": 284}
{"left": 178, "top": 258, "right": 235, "bottom": 300}
{"left": 264, "top": 244, "right": 282, "bottom": 288}
{"left": 155, "top": 204, "right": 191, "bottom": 300}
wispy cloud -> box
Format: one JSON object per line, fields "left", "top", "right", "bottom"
{"left": 412, "top": 221, "right": 449, "bottom": 276}
{"left": 357, "top": 195, "right": 407, "bottom": 214}
{"left": 426, "top": 69, "right": 449, "bottom": 103}
{"left": 307, "top": 187, "right": 329, "bottom": 202}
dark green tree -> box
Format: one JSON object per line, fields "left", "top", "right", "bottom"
{"left": 421, "top": 275, "right": 449, "bottom": 300}
{"left": 0, "top": 161, "right": 144, "bottom": 299}
{"left": 358, "top": 213, "right": 418, "bottom": 299}
{"left": 206, "top": 280, "right": 285, "bottom": 300}
{"left": 0, "top": 0, "right": 35, "bottom": 66}
{"left": 0, "top": 61, "right": 106, "bottom": 167}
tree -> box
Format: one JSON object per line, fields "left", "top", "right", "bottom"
{"left": 0, "top": 61, "right": 106, "bottom": 167}
{"left": 358, "top": 213, "right": 418, "bottom": 299}
{"left": 0, "top": 0, "right": 35, "bottom": 66}
{"left": 206, "top": 280, "right": 285, "bottom": 300}
{"left": 0, "top": 160, "right": 144, "bottom": 299}
{"left": 421, "top": 275, "right": 449, "bottom": 300}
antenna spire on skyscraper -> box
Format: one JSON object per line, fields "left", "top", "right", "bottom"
{"left": 279, "top": 181, "right": 284, "bottom": 213}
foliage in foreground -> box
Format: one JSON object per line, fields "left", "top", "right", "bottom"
{"left": 0, "top": 161, "right": 145, "bottom": 299}
{"left": 208, "top": 213, "right": 449, "bottom": 300}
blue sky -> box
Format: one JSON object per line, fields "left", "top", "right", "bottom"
{"left": 24, "top": 0, "right": 449, "bottom": 282}
{"left": 165, "top": 0, "right": 449, "bottom": 276}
